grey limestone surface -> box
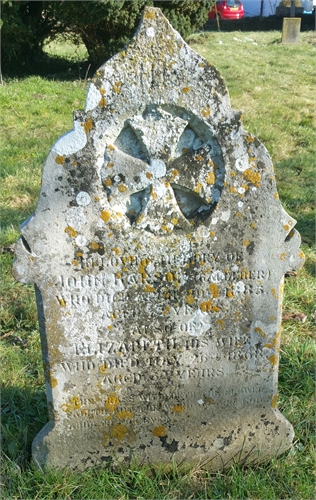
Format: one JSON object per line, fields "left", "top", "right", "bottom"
{"left": 13, "top": 7, "right": 304, "bottom": 470}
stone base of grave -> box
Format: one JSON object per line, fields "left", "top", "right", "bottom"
{"left": 32, "top": 408, "right": 293, "bottom": 471}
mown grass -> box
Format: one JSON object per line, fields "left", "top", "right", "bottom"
{"left": 1, "top": 30, "right": 315, "bottom": 499}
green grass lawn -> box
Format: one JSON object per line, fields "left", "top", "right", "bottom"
{"left": 1, "top": 30, "right": 315, "bottom": 499}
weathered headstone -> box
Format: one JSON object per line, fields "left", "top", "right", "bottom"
{"left": 282, "top": 17, "right": 301, "bottom": 44}
{"left": 13, "top": 7, "right": 304, "bottom": 470}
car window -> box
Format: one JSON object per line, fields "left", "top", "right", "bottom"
{"left": 227, "top": 1, "right": 241, "bottom": 6}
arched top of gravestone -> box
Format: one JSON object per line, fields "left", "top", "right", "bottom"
{"left": 13, "top": 6, "right": 304, "bottom": 288}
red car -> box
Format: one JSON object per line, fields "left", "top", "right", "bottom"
{"left": 208, "top": 0, "right": 245, "bottom": 20}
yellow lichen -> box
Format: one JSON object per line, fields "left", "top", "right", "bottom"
{"left": 72, "top": 259, "right": 79, "bottom": 266}
{"left": 152, "top": 425, "right": 167, "bottom": 437}
{"left": 146, "top": 172, "right": 153, "bottom": 179}
{"left": 209, "top": 231, "right": 215, "bottom": 237}
{"left": 186, "top": 294, "right": 194, "bottom": 305}
{"left": 283, "top": 224, "right": 290, "bottom": 231}
{"left": 271, "top": 394, "right": 278, "bottom": 408}
{"left": 84, "top": 119, "right": 93, "bottom": 134}
{"left": 104, "top": 178, "right": 112, "bottom": 186}
{"left": 58, "top": 297, "right": 66, "bottom": 307}
{"left": 99, "top": 97, "right": 107, "bottom": 107}
{"left": 118, "top": 184, "right": 127, "bottom": 193}
{"left": 268, "top": 354, "right": 278, "bottom": 367}
{"left": 113, "top": 82, "right": 122, "bottom": 94}
{"left": 144, "top": 283, "right": 156, "bottom": 293}
{"left": 100, "top": 210, "right": 111, "bottom": 223}
{"left": 201, "top": 106, "right": 211, "bottom": 117}
{"left": 106, "top": 394, "right": 120, "bottom": 412}
{"left": 64, "top": 226, "right": 77, "bottom": 237}
{"left": 50, "top": 377, "right": 58, "bottom": 388}
{"left": 209, "top": 283, "right": 219, "bottom": 298}
{"left": 116, "top": 410, "right": 133, "bottom": 420}
{"left": 254, "top": 327, "right": 266, "bottom": 338}
{"left": 90, "top": 241, "right": 99, "bottom": 250}
{"left": 172, "top": 405, "right": 184, "bottom": 413}
{"left": 200, "top": 299, "right": 212, "bottom": 312}
{"left": 227, "top": 291, "right": 234, "bottom": 298}
{"left": 98, "top": 363, "right": 108, "bottom": 375}
{"left": 182, "top": 87, "right": 191, "bottom": 93}
{"left": 55, "top": 155, "right": 65, "bottom": 165}
{"left": 193, "top": 183, "right": 202, "bottom": 194}
{"left": 243, "top": 169, "right": 261, "bottom": 187}
{"left": 250, "top": 222, "right": 256, "bottom": 229}
{"left": 243, "top": 240, "right": 251, "bottom": 247}
{"left": 280, "top": 252, "right": 287, "bottom": 261}
{"left": 206, "top": 172, "right": 215, "bottom": 185}
{"left": 111, "top": 423, "right": 127, "bottom": 440}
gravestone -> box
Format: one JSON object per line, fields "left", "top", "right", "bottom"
{"left": 13, "top": 7, "right": 304, "bottom": 470}
{"left": 282, "top": 17, "right": 301, "bottom": 44}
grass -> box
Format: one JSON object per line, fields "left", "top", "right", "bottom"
{"left": 1, "top": 30, "right": 315, "bottom": 499}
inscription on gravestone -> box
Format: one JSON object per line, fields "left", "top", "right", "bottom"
{"left": 13, "top": 7, "right": 304, "bottom": 470}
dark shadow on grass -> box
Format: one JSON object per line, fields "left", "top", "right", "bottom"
{"left": 1, "top": 385, "right": 47, "bottom": 468}
{"left": 2, "top": 52, "right": 93, "bottom": 82}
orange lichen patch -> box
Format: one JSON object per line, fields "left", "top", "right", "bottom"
{"left": 243, "top": 240, "right": 251, "bottom": 247}
{"left": 227, "top": 291, "right": 234, "bottom": 298}
{"left": 99, "top": 96, "right": 107, "bottom": 107}
{"left": 106, "top": 394, "right": 120, "bottom": 412}
{"left": 64, "top": 226, "right": 77, "bottom": 237}
{"left": 146, "top": 172, "right": 153, "bottom": 179}
{"left": 50, "top": 377, "right": 58, "bottom": 389}
{"left": 162, "top": 224, "right": 172, "bottom": 233}
{"left": 100, "top": 87, "right": 106, "bottom": 95}
{"left": 250, "top": 222, "right": 256, "bottom": 229}
{"left": 245, "top": 134, "right": 255, "bottom": 143}
{"left": 118, "top": 184, "right": 127, "bottom": 193}
{"left": 268, "top": 354, "right": 278, "bottom": 367}
{"left": 271, "top": 288, "right": 278, "bottom": 298}
{"left": 193, "top": 183, "right": 202, "bottom": 194}
{"left": 172, "top": 405, "right": 184, "bottom": 413}
{"left": 196, "top": 154, "right": 203, "bottom": 161}
{"left": 116, "top": 410, "right": 133, "bottom": 420}
{"left": 273, "top": 192, "right": 279, "bottom": 199}
{"left": 198, "top": 62, "right": 205, "bottom": 68}
{"left": 72, "top": 161, "right": 77, "bottom": 166}
{"left": 298, "top": 251, "right": 305, "bottom": 259}
{"left": 209, "top": 231, "right": 215, "bottom": 238}
{"left": 144, "top": 9, "right": 156, "bottom": 19}
{"left": 104, "top": 178, "right": 113, "bottom": 187}
{"left": 254, "top": 327, "right": 266, "bottom": 338}
{"left": 111, "top": 423, "right": 127, "bottom": 440}
{"left": 186, "top": 294, "right": 195, "bottom": 305}
{"left": 144, "top": 283, "right": 156, "bottom": 293}
{"left": 212, "top": 305, "right": 221, "bottom": 313}
{"left": 107, "top": 161, "right": 114, "bottom": 168}
{"left": 182, "top": 87, "right": 191, "bottom": 93}
{"left": 152, "top": 425, "right": 167, "bottom": 437}
{"left": 112, "top": 247, "right": 120, "bottom": 255}
{"left": 209, "top": 283, "right": 219, "bottom": 298}
{"left": 166, "top": 272, "right": 174, "bottom": 282}
{"left": 55, "top": 155, "right": 65, "bottom": 165}
{"left": 61, "top": 396, "right": 81, "bottom": 412}
{"left": 163, "top": 305, "right": 170, "bottom": 315}
{"left": 108, "top": 144, "right": 115, "bottom": 151}
{"left": 201, "top": 106, "right": 211, "bottom": 117}
{"left": 229, "top": 186, "right": 238, "bottom": 194}
{"left": 280, "top": 252, "right": 287, "bottom": 261}
{"left": 113, "top": 81, "right": 122, "bottom": 94}
{"left": 90, "top": 241, "right": 99, "bottom": 250}
{"left": 100, "top": 210, "right": 111, "bottom": 223}
{"left": 72, "top": 259, "right": 79, "bottom": 266}
{"left": 236, "top": 212, "right": 243, "bottom": 218}
{"left": 171, "top": 218, "right": 178, "bottom": 226}
{"left": 206, "top": 172, "right": 215, "bottom": 185}
{"left": 271, "top": 394, "right": 278, "bottom": 408}
{"left": 283, "top": 224, "right": 290, "bottom": 231}
{"left": 58, "top": 297, "right": 66, "bottom": 307}
{"left": 243, "top": 169, "right": 261, "bottom": 187}
{"left": 204, "top": 397, "right": 215, "bottom": 404}
{"left": 84, "top": 119, "right": 93, "bottom": 134}
{"left": 76, "top": 252, "right": 83, "bottom": 257}
{"left": 200, "top": 299, "right": 212, "bottom": 312}
{"left": 98, "top": 363, "right": 108, "bottom": 375}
